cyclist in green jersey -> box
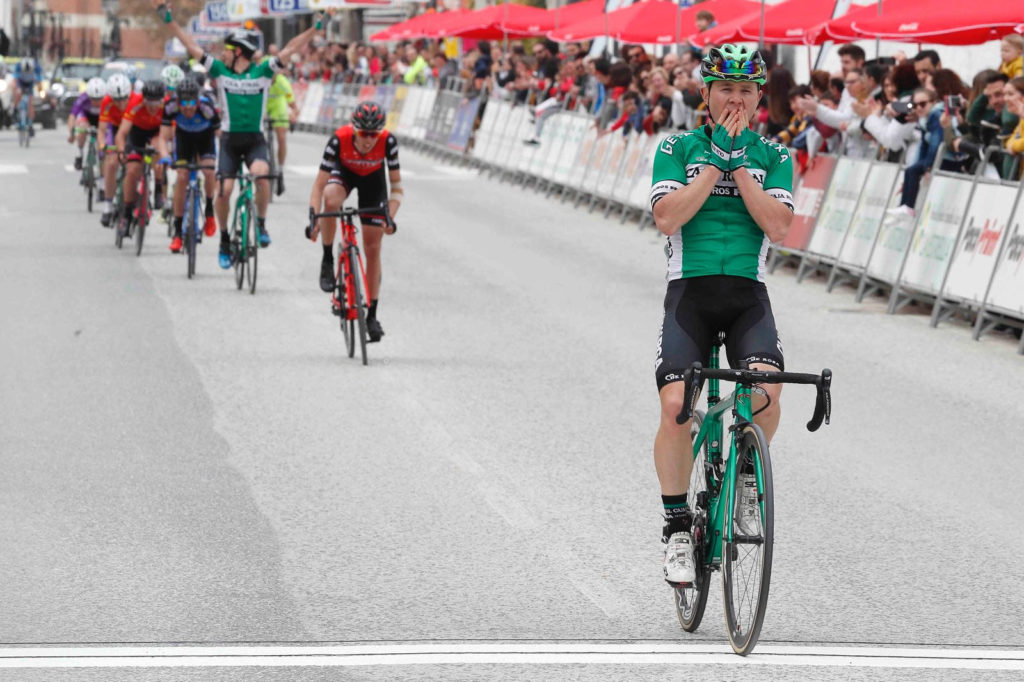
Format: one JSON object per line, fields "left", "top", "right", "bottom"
{"left": 155, "top": 0, "right": 326, "bottom": 268}
{"left": 266, "top": 71, "right": 298, "bottom": 195}
{"left": 648, "top": 45, "right": 795, "bottom": 586}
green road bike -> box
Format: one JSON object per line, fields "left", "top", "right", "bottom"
{"left": 672, "top": 341, "right": 832, "bottom": 656}
{"left": 79, "top": 127, "right": 99, "bottom": 213}
{"left": 228, "top": 172, "right": 277, "bottom": 295}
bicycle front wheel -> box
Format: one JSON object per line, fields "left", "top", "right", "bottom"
{"left": 135, "top": 173, "right": 149, "bottom": 257}
{"left": 336, "top": 254, "right": 356, "bottom": 358}
{"left": 350, "top": 248, "right": 369, "bottom": 366}
{"left": 675, "top": 409, "right": 713, "bottom": 633}
{"left": 722, "top": 423, "right": 774, "bottom": 656}
{"left": 232, "top": 208, "right": 246, "bottom": 290}
{"left": 246, "top": 200, "right": 258, "bottom": 295}
{"left": 184, "top": 186, "right": 197, "bottom": 279}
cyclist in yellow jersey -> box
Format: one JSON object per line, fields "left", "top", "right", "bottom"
{"left": 266, "top": 71, "right": 298, "bottom": 195}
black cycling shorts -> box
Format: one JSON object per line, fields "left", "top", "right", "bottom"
{"left": 174, "top": 128, "right": 216, "bottom": 167}
{"left": 327, "top": 168, "right": 388, "bottom": 228}
{"left": 217, "top": 132, "right": 269, "bottom": 178}
{"left": 655, "top": 275, "right": 784, "bottom": 391}
{"left": 124, "top": 127, "right": 160, "bottom": 160}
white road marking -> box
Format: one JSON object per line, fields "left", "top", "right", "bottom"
{"left": 0, "top": 163, "right": 29, "bottom": 174}
{"left": 65, "top": 165, "right": 77, "bottom": 173}
{"left": 1, "top": 643, "right": 1023, "bottom": 670}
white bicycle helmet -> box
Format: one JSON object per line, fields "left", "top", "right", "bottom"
{"left": 107, "top": 73, "right": 133, "bottom": 99}
{"left": 161, "top": 64, "right": 185, "bottom": 90}
{"left": 19, "top": 57, "right": 34, "bottom": 72}
{"left": 85, "top": 77, "right": 107, "bottom": 99}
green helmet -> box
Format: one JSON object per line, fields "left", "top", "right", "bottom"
{"left": 700, "top": 44, "right": 767, "bottom": 85}
{"left": 161, "top": 64, "right": 185, "bottom": 90}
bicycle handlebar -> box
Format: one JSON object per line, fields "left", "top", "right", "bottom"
{"left": 675, "top": 363, "right": 832, "bottom": 433}
{"left": 306, "top": 204, "right": 396, "bottom": 239}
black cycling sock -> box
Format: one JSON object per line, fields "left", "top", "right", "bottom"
{"left": 322, "top": 243, "right": 333, "bottom": 261}
{"left": 662, "top": 494, "right": 691, "bottom": 539}
{"left": 155, "top": 181, "right": 163, "bottom": 200}
{"left": 368, "top": 299, "right": 378, "bottom": 321}
{"left": 123, "top": 202, "right": 134, "bottom": 220}
{"left": 204, "top": 198, "right": 214, "bottom": 217}
{"left": 173, "top": 216, "right": 183, "bottom": 236}
{"left": 220, "top": 230, "right": 230, "bottom": 244}
{"left": 257, "top": 217, "right": 266, "bottom": 230}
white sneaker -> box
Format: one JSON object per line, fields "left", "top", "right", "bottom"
{"left": 663, "top": 531, "right": 696, "bottom": 584}
{"left": 885, "top": 205, "right": 915, "bottom": 218}
{"left": 736, "top": 474, "right": 760, "bottom": 536}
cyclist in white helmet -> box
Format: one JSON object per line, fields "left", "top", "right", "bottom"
{"left": 162, "top": 64, "right": 185, "bottom": 93}
{"left": 98, "top": 73, "right": 135, "bottom": 227}
{"left": 68, "top": 77, "right": 108, "bottom": 171}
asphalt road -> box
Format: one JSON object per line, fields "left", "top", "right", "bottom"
{"left": 2, "top": 128, "right": 1023, "bottom": 680}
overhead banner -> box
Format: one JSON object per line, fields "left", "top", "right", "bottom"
{"left": 941, "top": 182, "right": 1018, "bottom": 305}
{"left": 226, "top": 0, "right": 261, "bottom": 20}
{"left": 983, "top": 189, "right": 1024, "bottom": 318}
{"left": 260, "top": 0, "right": 311, "bottom": 14}
{"left": 203, "top": 1, "right": 234, "bottom": 24}
{"left": 898, "top": 174, "right": 973, "bottom": 296}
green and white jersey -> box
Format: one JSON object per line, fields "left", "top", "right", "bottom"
{"left": 649, "top": 125, "right": 794, "bottom": 282}
{"left": 201, "top": 54, "right": 281, "bottom": 133}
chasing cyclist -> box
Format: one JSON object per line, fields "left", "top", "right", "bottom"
{"left": 161, "top": 77, "right": 220, "bottom": 253}
{"left": 154, "top": 0, "right": 327, "bottom": 268}
{"left": 12, "top": 56, "right": 42, "bottom": 136}
{"left": 98, "top": 73, "right": 136, "bottom": 227}
{"left": 648, "top": 45, "right": 794, "bottom": 585}
{"left": 266, "top": 69, "right": 298, "bottom": 196}
{"left": 114, "top": 80, "right": 171, "bottom": 238}
{"left": 67, "top": 77, "right": 107, "bottom": 172}
{"left": 308, "top": 101, "right": 401, "bottom": 343}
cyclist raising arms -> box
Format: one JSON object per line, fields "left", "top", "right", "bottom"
{"left": 648, "top": 45, "right": 794, "bottom": 585}
{"left": 308, "top": 101, "right": 401, "bottom": 343}
{"left": 154, "top": 0, "right": 327, "bottom": 268}
{"left": 98, "top": 73, "right": 135, "bottom": 227}
{"left": 161, "top": 77, "right": 220, "bottom": 253}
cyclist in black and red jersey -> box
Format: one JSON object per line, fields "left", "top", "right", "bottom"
{"left": 115, "top": 79, "right": 171, "bottom": 238}
{"left": 307, "top": 101, "right": 401, "bottom": 342}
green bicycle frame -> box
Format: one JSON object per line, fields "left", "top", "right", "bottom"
{"left": 689, "top": 345, "right": 764, "bottom": 564}
{"left": 232, "top": 174, "right": 255, "bottom": 245}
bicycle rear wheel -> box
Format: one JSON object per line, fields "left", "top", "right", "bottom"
{"left": 674, "top": 409, "right": 713, "bottom": 633}
{"left": 85, "top": 165, "right": 95, "bottom": 213}
{"left": 135, "top": 172, "right": 149, "bottom": 257}
{"left": 722, "top": 423, "right": 774, "bottom": 656}
{"left": 246, "top": 199, "right": 258, "bottom": 294}
{"left": 350, "top": 248, "right": 369, "bottom": 366}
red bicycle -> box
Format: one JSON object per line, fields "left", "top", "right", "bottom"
{"left": 307, "top": 205, "right": 395, "bottom": 365}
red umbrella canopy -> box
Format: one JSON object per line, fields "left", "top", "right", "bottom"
{"left": 849, "top": 0, "right": 1024, "bottom": 45}
{"left": 690, "top": 8, "right": 764, "bottom": 47}
{"left": 500, "top": 0, "right": 605, "bottom": 36}
{"left": 733, "top": 0, "right": 851, "bottom": 45}
{"left": 369, "top": 11, "right": 461, "bottom": 42}
{"left": 424, "top": 3, "right": 550, "bottom": 40}
{"left": 550, "top": 0, "right": 762, "bottom": 45}
{"left": 819, "top": 0, "right": 930, "bottom": 44}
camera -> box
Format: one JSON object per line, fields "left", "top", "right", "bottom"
{"left": 890, "top": 98, "right": 912, "bottom": 123}
{"left": 944, "top": 94, "right": 964, "bottom": 111}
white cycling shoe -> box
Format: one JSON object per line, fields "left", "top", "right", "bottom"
{"left": 663, "top": 531, "right": 696, "bottom": 585}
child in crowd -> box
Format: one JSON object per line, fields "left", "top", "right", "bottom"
{"left": 1000, "top": 35, "right": 1023, "bottom": 80}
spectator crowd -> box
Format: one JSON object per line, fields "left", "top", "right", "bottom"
{"left": 274, "top": 23, "right": 1024, "bottom": 196}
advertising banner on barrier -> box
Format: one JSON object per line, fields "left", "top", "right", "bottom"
{"left": 982, "top": 190, "right": 1024, "bottom": 317}
{"left": 317, "top": 83, "right": 339, "bottom": 128}
{"left": 472, "top": 98, "right": 501, "bottom": 162}
{"left": 782, "top": 155, "right": 836, "bottom": 252}
{"left": 941, "top": 182, "right": 1018, "bottom": 305}
{"left": 613, "top": 133, "right": 649, "bottom": 204}
{"left": 447, "top": 96, "right": 479, "bottom": 152}
{"left": 397, "top": 87, "right": 421, "bottom": 135}
{"left": 836, "top": 162, "right": 900, "bottom": 270}
{"left": 426, "top": 91, "right": 458, "bottom": 144}
{"left": 386, "top": 85, "right": 406, "bottom": 131}
{"left": 299, "top": 82, "right": 323, "bottom": 127}
{"left": 898, "top": 174, "right": 973, "bottom": 296}
{"left": 535, "top": 115, "right": 566, "bottom": 180}
{"left": 595, "top": 133, "right": 628, "bottom": 198}
{"left": 628, "top": 132, "right": 668, "bottom": 211}
{"left": 373, "top": 84, "right": 395, "bottom": 115}
{"left": 560, "top": 124, "right": 595, "bottom": 187}
{"left": 581, "top": 134, "right": 611, "bottom": 194}
{"left": 806, "top": 157, "right": 871, "bottom": 260}
{"left": 500, "top": 106, "right": 529, "bottom": 171}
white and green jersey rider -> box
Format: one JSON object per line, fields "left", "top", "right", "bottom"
{"left": 649, "top": 125, "right": 794, "bottom": 282}
{"left": 201, "top": 54, "right": 281, "bottom": 133}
